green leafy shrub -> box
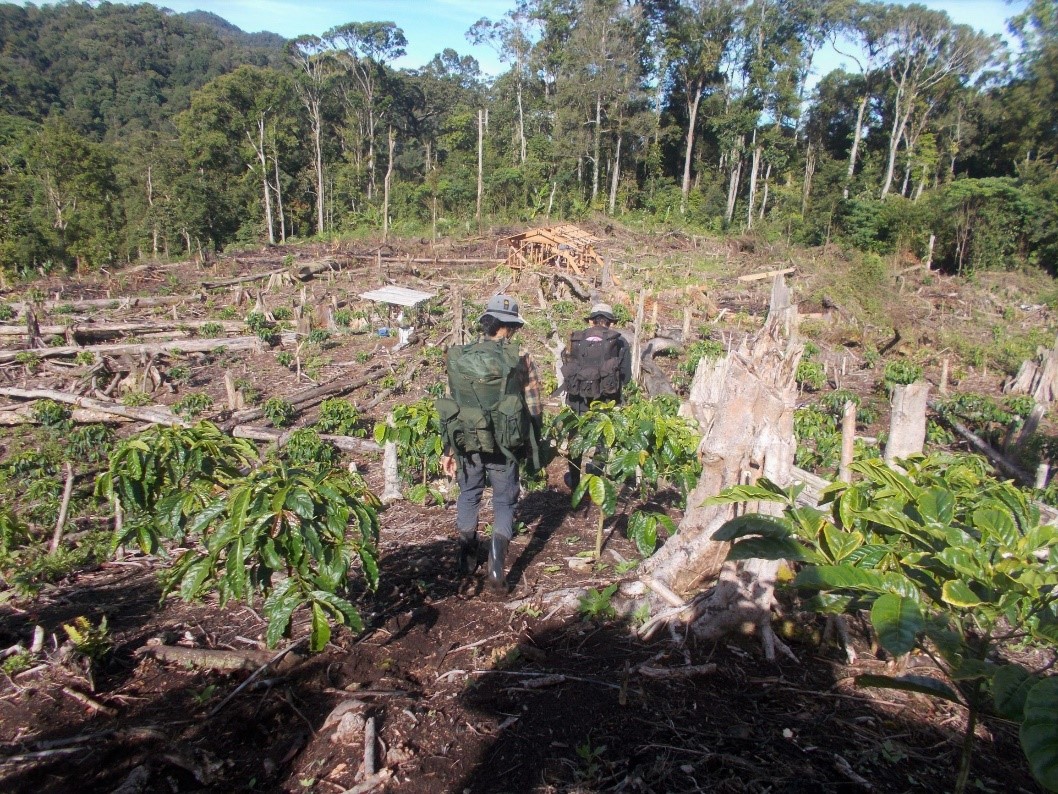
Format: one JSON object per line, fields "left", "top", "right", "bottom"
{"left": 281, "top": 428, "right": 337, "bottom": 467}
{"left": 121, "top": 391, "right": 153, "bottom": 407}
{"left": 200, "top": 322, "right": 223, "bottom": 337}
{"left": 882, "top": 360, "right": 923, "bottom": 389}
{"left": 245, "top": 312, "right": 278, "bottom": 344}
{"left": 167, "top": 364, "right": 191, "bottom": 383}
{"left": 272, "top": 306, "right": 293, "bottom": 321}
{"left": 173, "top": 392, "right": 214, "bottom": 418}
{"left": 68, "top": 424, "right": 113, "bottom": 464}
{"left": 163, "top": 463, "right": 380, "bottom": 651}
{"left": 263, "top": 397, "right": 296, "bottom": 428}
{"left": 0, "top": 303, "right": 14, "bottom": 321}
{"left": 316, "top": 398, "right": 364, "bottom": 436}
{"left": 276, "top": 350, "right": 294, "bottom": 368}
{"left": 796, "top": 360, "right": 827, "bottom": 391}
{"left": 711, "top": 455, "right": 1058, "bottom": 794}
{"left": 680, "top": 339, "right": 726, "bottom": 377}
{"left": 333, "top": 308, "right": 353, "bottom": 327}
{"left": 374, "top": 399, "right": 444, "bottom": 486}
{"left": 33, "top": 399, "right": 72, "bottom": 432}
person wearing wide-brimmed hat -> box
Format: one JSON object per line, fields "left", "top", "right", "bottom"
{"left": 561, "top": 302, "right": 632, "bottom": 491}
{"left": 440, "top": 294, "right": 542, "bottom": 594}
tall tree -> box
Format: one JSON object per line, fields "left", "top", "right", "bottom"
{"left": 288, "top": 35, "right": 335, "bottom": 236}
{"left": 325, "top": 22, "right": 407, "bottom": 201}
{"left": 661, "top": 0, "right": 743, "bottom": 214}
{"left": 177, "top": 66, "right": 298, "bottom": 246}
{"left": 877, "top": 6, "right": 997, "bottom": 199}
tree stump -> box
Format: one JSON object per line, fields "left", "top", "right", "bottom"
{"left": 883, "top": 380, "right": 929, "bottom": 466}
{"left": 638, "top": 276, "right": 802, "bottom": 659}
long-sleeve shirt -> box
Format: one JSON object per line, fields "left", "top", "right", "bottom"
{"left": 521, "top": 351, "right": 542, "bottom": 421}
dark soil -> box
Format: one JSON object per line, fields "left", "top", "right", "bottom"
{"left": 0, "top": 232, "right": 1050, "bottom": 793}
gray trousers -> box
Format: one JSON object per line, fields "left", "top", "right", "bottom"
{"left": 455, "top": 451, "right": 520, "bottom": 541}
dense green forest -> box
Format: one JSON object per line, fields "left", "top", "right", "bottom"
{"left": 0, "top": 0, "right": 1056, "bottom": 277}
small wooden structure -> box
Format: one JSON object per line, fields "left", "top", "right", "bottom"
{"left": 504, "top": 225, "right": 605, "bottom": 276}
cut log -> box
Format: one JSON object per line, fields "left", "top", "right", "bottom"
{"left": 737, "top": 267, "right": 795, "bottom": 282}
{"left": 638, "top": 275, "right": 803, "bottom": 660}
{"left": 0, "top": 319, "right": 245, "bottom": 341}
{"left": 232, "top": 425, "right": 380, "bottom": 454}
{"left": 0, "top": 335, "right": 280, "bottom": 364}
{"left": 0, "top": 387, "right": 184, "bottom": 426}
{"left": 0, "top": 406, "right": 132, "bottom": 425}
{"left": 8, "top": 294, "right": 202, "bottom": 315}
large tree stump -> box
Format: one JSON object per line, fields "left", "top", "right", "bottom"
{"left": 1004, "top": 336, "right": 1058, "bottom": 404}
{"left": 883, "top": 380, "right": 930, "bottom": 466}
{"left": 638, "top": 276, "right": 802, "bottom": 659}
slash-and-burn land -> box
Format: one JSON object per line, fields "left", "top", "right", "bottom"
{"left": 0, "top": 227, "right": 1052, "bottom": 793}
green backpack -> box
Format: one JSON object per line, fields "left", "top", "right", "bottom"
{"left": 436, "top": 338, "right": 531, "bottom": 463}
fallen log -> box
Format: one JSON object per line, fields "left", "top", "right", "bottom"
{"left": 0, "top": 406, "right": 133, "bottom": 425}
{"left": 8, "top": 294, "right": 202, "bottom": 315}
{"left": 232, "top": 425, "right": 380, "bottom": 454}
{"left": 737, "top": 267, "right": 795, "bottom": 282}
{"left": 0, "top": 387, "right": 184, "bottom": 426}
{"left": 0, "top": 319, "right": 245, "bottom": 341}
{"left": 0, "top": 334, "right": 283, "bottom": 364}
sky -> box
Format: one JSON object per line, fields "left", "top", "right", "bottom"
{"left": 18, "top": 0, "right": 1030, "bottom": 80}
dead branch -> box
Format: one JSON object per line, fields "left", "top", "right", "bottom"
{"left": 50, "top": 461, "right": 74, "bottom": 553}
{"left": 137, "top": 643, "right": 304, "bottom": 675}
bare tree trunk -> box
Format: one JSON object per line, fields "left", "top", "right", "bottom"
{"left": 252, "top": 119, "right": 274, "bottom": 245}
{"left": 638, "top": 277, "right": 802, "bottom": 659}
{"left": 383, "top": 127, "right": 395, "bottom": 243}
{"left": 476, "top": 109, "right": 484, "bottom": 226}
{"left": 516, "top": 82, "right": 527, "bottom": 164}
{"left": 802, "top": 144, "right": 816, "bottom": 215}
{"left": 746, "top": 134, "right": 761, "bottom": 230}
{"left": 608, "top": 134, "right": 621, "bottom": 216}
{"left": 680, "top": 86, "right": 703, "bottom": 215}
{"left": 759, "top": 161, "right": 772, "bottom": 219}
{"left": 724, "top": 142, "right": 743, "bottom": 227}
{"left": 845, "top": 95, "right": 868, "bottom": 199}
{"left": 591, "top": 94, "right": 601, "bottom": 203}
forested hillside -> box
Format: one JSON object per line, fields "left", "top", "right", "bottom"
{"left": 0, "top": 0, "right": 1055, "bottom": 278}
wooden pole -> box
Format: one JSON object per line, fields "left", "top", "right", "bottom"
{"left": 1037, "top": 463, "right": 1050, "bottom": 490}
{"left": 631, "top": 291, "right": 645, "bottom": 385}
{"left": 839, "top": 401, "right": 856, "bottom": 482}
{"left": 50, "top": 462, "right": 74, "bottom": 554}
{"left": 939, "top": 357, "right": 949, "bottom": 394}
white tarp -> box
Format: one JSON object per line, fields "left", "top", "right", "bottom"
{"left": 358, "top": 286, "right": 436, "bottom": 307}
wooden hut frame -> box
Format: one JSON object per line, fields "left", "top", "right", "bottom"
{"left": 504, "top": 225, "right": 606, "bottom": 276}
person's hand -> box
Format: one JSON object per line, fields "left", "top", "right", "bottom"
{"left": 441, "top": 453, "right": 457, "bottom": 478}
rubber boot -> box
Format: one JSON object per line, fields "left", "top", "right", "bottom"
{"left": 486, "top": 534, "right": 509, "bottom": 593}
{"left": 456, "top": 532, "right": 479, "bottom": 576}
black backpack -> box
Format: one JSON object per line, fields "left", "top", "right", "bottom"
{"left": 562, "top": 326, "right": 624, "bottom": 401}
{"left": 436, "top": 338, "right": 532, "bottom": 463}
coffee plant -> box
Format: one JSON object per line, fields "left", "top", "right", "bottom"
{"left": 315, "top": 398, "right": 364, "bottom": 437}
{"left": 98, "top": 422, "right": 380, "bottom": 650}
{"left": 553, "top": 395, "right": 700, "bottom": 558}
{"left": 263, "top": 397, "right": 296, "bottom": 428}
{"left": 710, "top": 454, "right": 1058, "bottom": 793}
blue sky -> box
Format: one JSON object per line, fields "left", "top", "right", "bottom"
{"left": 24, "top": 0, "right": 1028, "bottom": 79}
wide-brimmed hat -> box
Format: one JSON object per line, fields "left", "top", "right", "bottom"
{"left": 586, "top": 302, "right": 616, "bottom": 321}
{"left": 479, "top": 294, "right": 525, "bottom": 326}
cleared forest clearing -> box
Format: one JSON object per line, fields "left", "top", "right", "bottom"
{"left": 0, "top": 224, "right": 1054, "bottom": 793}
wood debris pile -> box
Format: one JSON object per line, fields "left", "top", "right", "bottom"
{"left": 504, "top": 225, "right": 605, "bottom": 276}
